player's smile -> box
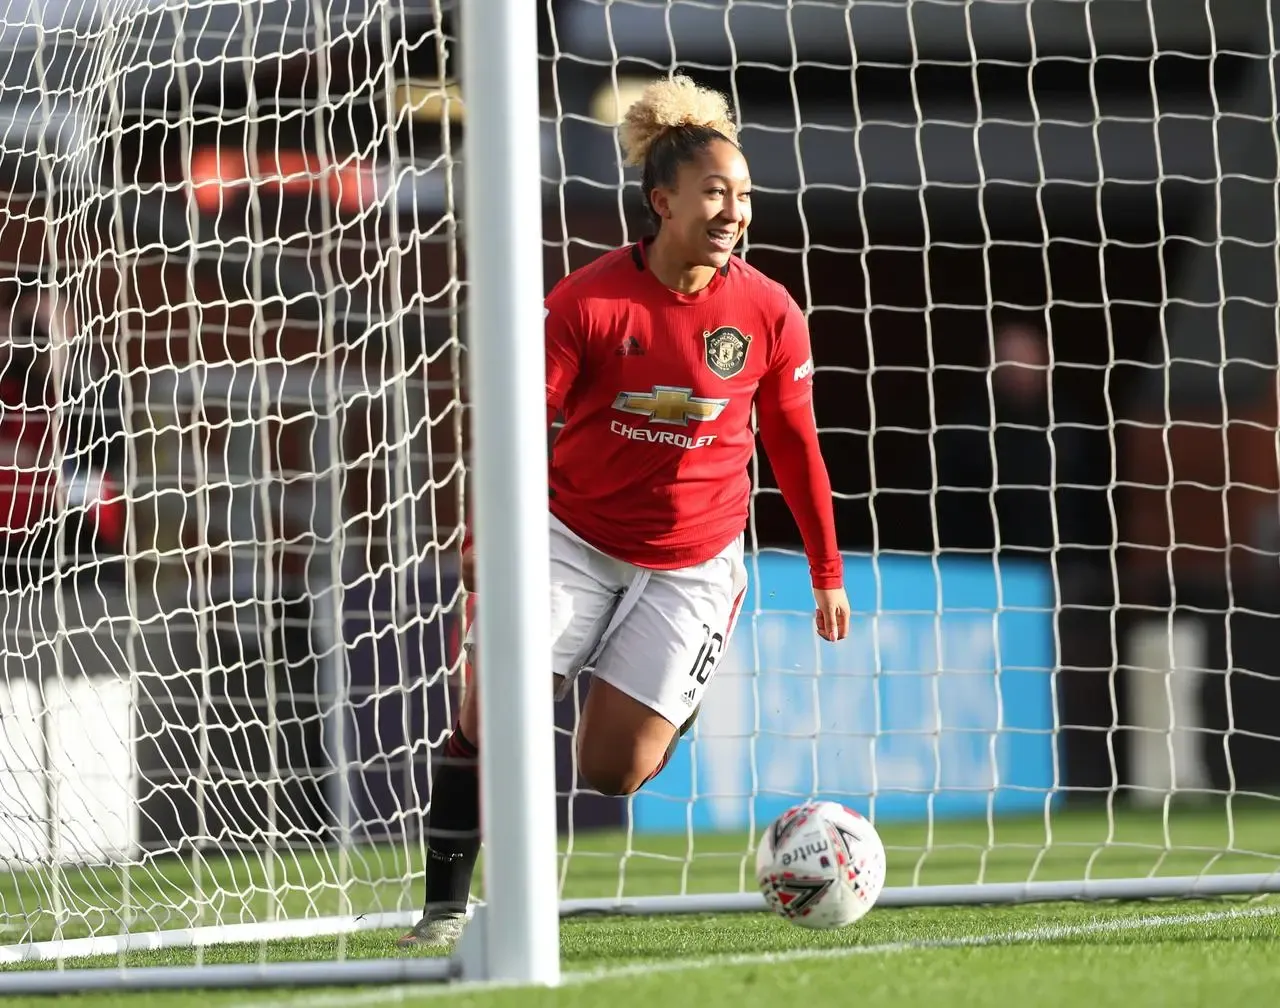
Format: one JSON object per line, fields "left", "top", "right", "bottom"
{"left": 707, "top": 225, "right": 740, "bottom": 253}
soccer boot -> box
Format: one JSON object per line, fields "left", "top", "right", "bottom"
{"left": 394, "top": 909, "right": 467, "bottom": 949}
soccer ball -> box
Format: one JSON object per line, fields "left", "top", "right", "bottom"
{"left": 755, "top": 800, "right": 887, "bottom": 929}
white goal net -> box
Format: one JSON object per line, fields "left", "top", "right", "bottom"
{"left": 0, "top": 0, "right": 1278, "bottom": 993}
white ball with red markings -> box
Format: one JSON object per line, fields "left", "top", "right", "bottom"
{"left": 755, "top": 800, "right": 887, "bottom": 929}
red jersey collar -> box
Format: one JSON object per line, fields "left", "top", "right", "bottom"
{"left": 631, "top": 236, "right": 730, "bottom": 305}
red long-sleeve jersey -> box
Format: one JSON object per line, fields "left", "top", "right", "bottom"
{"left": 543, "top": 240, "right": 842, "bottom": 589}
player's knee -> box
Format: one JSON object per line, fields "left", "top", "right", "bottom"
{"left": 579, "top": 761, "right": 648, "bottom": 798}
{"left": 576, "top": 680, "right": 677, "bottom": 796}
{"left": 575, "top": 738, "right": 652, "bottom": 797}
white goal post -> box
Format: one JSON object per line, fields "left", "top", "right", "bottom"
{"left": 0, "top": 0, "right": 1278, "bottom": 996}
{"left": 454, "top": 0, "right": 560, "bottom": 988}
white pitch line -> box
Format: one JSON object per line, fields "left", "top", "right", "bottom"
{"left": 227, "top": 903, "right": 1280, "bottom": 1008}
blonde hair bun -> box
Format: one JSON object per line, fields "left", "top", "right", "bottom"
{"left": 619, "top": 75, "right": 739, "bottom": 167}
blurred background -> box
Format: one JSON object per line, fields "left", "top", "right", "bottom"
{"left": 0, "top": 0, "right": 1275, "bottom": 865}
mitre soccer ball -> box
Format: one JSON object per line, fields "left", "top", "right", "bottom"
{"left": 755, "top": 800, "right": 887, "bottom": 929}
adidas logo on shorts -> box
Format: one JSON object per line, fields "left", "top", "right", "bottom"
{"left": 681, "top": 688, "right": 697, "bottom": 707}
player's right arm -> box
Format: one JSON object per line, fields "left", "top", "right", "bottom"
{"left": 460, "top": 292, "right": 584, "bottom": 590}
{"left": 544, "top": 293, "right": 584, "bottom": 423}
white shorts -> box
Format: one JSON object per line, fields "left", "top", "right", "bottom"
{"left": 467, "top": 514, "right": 748, "bottom": 728}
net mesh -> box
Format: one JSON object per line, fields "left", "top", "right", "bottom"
{"left": 0, "top": 0, "right": 1276, "bottom": 970}
{"left": 0, "top": 0, "right": 469, "bottom": 946}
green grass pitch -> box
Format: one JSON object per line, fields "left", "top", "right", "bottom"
{"left": 1, "top": 802, "right": 1278, "bottom": 1006}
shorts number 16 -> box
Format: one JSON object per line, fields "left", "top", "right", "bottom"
{"left": 689, "top": 624, "right": 724, "bottom": 685}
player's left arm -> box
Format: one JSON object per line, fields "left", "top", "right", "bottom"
{"left": 755, "top": 295, "right": 849, "bottom": 643}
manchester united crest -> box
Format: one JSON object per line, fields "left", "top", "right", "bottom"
{"left": 703, "top": 326, "right": 751, "bottom": 380}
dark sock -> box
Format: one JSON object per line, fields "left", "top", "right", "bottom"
{"left": 422, "top": 723, "right": 481, "bottom": 916}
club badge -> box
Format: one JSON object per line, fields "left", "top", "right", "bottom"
{"left": 704, "top": 326, "right": 751, "bottom": 379}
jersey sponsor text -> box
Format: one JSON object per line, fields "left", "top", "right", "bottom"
{"left": 610, "top": 420, "right": 717, "bottom": 449}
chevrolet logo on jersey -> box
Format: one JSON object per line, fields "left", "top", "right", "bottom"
{"left": 612, "top": 385, "right": 730, "bottom": 426}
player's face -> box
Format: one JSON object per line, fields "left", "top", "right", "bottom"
{"left": 660, "top": 139, "right": 752, "bottom": 268}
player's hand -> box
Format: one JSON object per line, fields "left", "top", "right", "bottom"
{"left": 813, "top": 587, "right": 850, "bottom": 642}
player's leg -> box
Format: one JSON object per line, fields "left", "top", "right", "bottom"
{"left": 394, "top": 590, "right": 480, "bottom": 949}
{"left": 577, "top": 540, "right": 747, "bottom": 796}
{"left": 398, "top": 524, "right": 623, "bottom": 948}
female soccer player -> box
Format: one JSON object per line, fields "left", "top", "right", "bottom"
{"left": 399, "top": 75, "right": 848, "bottom": 948}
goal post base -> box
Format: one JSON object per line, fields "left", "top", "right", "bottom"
{"left": 454, "top": 901, "right": 490, "bottom": 982}
{"left": 0, "top": 955, "right": 458, "bottom": 997}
